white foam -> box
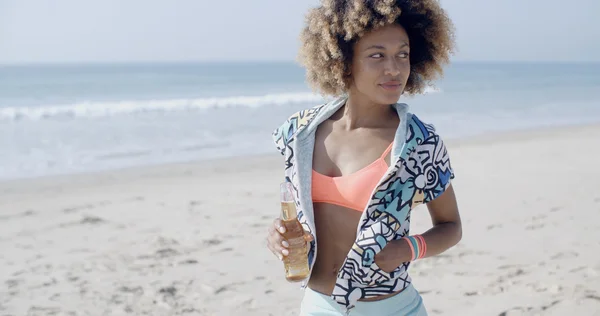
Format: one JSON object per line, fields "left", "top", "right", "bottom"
{"left": 0, "top": 92, "right": 326, "bottom": 121}
{"left": 0, "top": 87, "right": 442, "bottom": 122}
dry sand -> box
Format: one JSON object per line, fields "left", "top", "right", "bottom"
{"left": 1, "top": 124, "right": 599, "bottom": 316}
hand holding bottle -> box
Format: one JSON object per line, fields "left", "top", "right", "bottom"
{"left": 266, "top": 218, "right": 313, "bottom": 261}
{"left": 265, "top": 182, "right": 314, "bottom": 282}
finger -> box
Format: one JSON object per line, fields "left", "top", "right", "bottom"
{"left": 304, "top": 233, "right": 314, "bottom": 242}
{"left": 266, "top": 237, "right": 274, "bottom": 253}
{"left": 267, "top": 234, "right": 289, "bottom": 258}
{"left": 270, "top": 243, "right": 287, "bottom": 259}
{"left": 268, "top": 226, "right": 288, "bottom": 247}
{"left": 271, "top": 247, "right": 285, "bottom": 260}
{"left": 267, "top": 224, "right": 275, "bottom": 236}
{"left": 273, "top": 218, "right": 286, "bottom": 234}
{"left": 266, "top": 238, "right": 279, "bottom": 258}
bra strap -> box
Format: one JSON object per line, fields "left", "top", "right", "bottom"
{"left": 380, "top": 142, "right": 394, "bottom": 159}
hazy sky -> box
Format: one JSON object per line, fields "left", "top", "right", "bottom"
{"left": 1, "top": 0, "right": 599, "bottom": 64}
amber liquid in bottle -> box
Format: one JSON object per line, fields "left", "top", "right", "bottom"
{"left": 280, "top": 183, "right": 310, "bottom": 282}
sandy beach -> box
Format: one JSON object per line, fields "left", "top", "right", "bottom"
{"left": 1, "top": 124, "right": 599, "bottom": 316}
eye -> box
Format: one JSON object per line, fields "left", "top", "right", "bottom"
{"left": 398, "top": 52, "right": 409, "bottom": 58}
{"left": 369, "top": 53, "right": 383, "bottom": 58}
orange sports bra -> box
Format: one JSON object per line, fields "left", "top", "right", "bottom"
{"left": 311, "top": 142, "right": 393, "bottom": 212}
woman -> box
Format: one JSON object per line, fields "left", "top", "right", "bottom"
{"left": 267, "top": 0, "right": 461, "bottom": 315}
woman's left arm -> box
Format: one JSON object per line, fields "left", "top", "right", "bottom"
{"left": 375, "top": 183, "right": 462, "bottom": 272}
{"left": 420, "top": 182, "right": 462, "bottom": 256}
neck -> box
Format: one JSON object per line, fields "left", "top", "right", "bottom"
{"left": 338, "top": 90, "right": 397, "bottom": 130}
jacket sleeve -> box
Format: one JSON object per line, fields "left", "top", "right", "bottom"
{"left": 270, "top": 108, "right": 306, "bottom": 157}
{"left": 416, "top": 130, "right": 455, "bottom": 204}
{"left": 271, "top": 123, "right": 288, "bottom": 157}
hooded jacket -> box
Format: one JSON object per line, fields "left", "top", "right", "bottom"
{"left": 271, "top": 96, "right": 454, "bottom": 312}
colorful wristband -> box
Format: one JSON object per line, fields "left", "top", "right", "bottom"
{"left": 403, "top": 237, "right": 416, "bottom": 261}
{"left": 403, "top": 235, "right": 427, "bottom": 261}
{"left": 409, "top": 236, "right": 420, "bottom": 260}
{"left": 416, "top": 235, "right": 427, "bottom": 259}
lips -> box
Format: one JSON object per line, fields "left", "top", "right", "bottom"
{"left": 379, "top": 81, "right": 402, "bottom": 91}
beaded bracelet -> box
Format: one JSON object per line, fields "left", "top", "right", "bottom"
{"left": 402, "top": 235, "right": 427, "bottom": 261}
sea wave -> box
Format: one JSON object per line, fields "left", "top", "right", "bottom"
{"left": 0, "top": 92, "right": 325, "bottom": 121}
{"left": 0, "top": 87, "right": 441, "bottom": 121}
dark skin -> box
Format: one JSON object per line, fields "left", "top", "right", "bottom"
{"left": 266, "top": 24, "right": 462, "bottom": 301}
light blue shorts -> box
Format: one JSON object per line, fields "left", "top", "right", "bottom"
{"left": 300, "top": 284, "right": 428, "bottom": 316}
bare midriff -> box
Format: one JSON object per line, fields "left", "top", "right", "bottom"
{"left": 307, "top": 106, "right": 403, "bottom": 301}
{"left": 306, "top": 202, "right": 405, "bottom": 302}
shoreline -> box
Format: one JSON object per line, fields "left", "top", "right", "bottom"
{"left": 2, "top": 121, "right": 599, "bottom": 189}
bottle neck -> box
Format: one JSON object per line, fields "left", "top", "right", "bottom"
{"left": 280, "top": 201, "right": 298, "bottom": 220}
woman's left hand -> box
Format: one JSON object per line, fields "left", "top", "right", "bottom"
{"left": 374, "top": 239, "right": 412, "bottom": 273}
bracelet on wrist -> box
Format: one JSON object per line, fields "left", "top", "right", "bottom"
{"left": 402, "top": 234, "right": 427, "bottom": 261}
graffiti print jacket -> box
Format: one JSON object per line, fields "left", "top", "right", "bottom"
{"left": 271, "top": 96, "right": 454, "bottom": 312}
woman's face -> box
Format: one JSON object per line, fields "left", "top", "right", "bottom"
{"left": 349, "top": 24, "right": 411, "bottom": 105}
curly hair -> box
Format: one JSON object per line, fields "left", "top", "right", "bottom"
{"left": 298, "top": 0, "right": 455, "bottom": 96}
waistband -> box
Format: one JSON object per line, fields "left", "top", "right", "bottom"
{"left": 300, "top": 284, "right": 427, "bottom": 316}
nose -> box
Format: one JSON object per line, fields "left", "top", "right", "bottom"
{"left": 384, "top": 57, "right": 401, "bottom": 77}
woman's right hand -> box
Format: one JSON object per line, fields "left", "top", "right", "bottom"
{"left": 267, "top": 218, "right": 314, "bottom": 261}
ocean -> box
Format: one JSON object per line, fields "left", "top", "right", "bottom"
{"left": 1, "top": 61, "right": 599, "bottom": 180}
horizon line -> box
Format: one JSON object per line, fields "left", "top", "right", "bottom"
{"left": 1, "top": 59, "right": 600, "bottom": 67}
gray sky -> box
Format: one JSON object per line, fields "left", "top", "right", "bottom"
{"left": 1, "top": 0, "right": 599, "bottom": 64}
